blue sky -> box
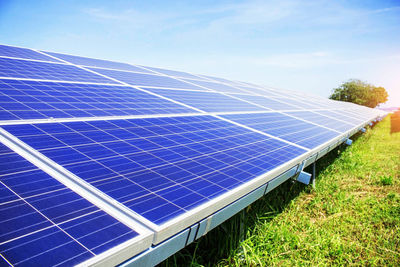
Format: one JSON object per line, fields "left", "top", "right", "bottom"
{"left": 1, "top": 0, "right": 399, "bottom": 107}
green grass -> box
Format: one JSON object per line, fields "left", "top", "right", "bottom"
{"left": 161, "top": 116, "right": 400, "bottom": 266}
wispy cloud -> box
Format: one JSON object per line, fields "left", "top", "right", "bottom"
{"left": 82, "top": 1, "right": 400, "bottom": 37}
{"left": 77, "top": 0, "right": 399, "bottom": 105}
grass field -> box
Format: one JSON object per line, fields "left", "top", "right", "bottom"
{"left": 161, "top": 115, "right": 400, "bottom": 266}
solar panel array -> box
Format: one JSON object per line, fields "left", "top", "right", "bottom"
{"left": 0, "top": 44, "right": 384, "bottom": 266}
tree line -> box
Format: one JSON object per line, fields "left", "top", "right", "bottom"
{"left": 329, "top": 79, "right": 388, "bottom": 108}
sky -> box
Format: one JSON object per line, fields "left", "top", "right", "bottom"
{"left": 0, "top": 0, "right": 399, "bottom": 107}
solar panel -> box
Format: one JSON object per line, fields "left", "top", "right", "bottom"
{"left": 0, "top": 44, "right": 61, "bottom": 63}
{"left": 319, "top": 110, "right": 365, "bottom": 125}
{"left": 2, "top": 116, "right": 306, "bottom": 227}
{"left": 0, "top": 57, "right": 113, "bottom": 83}
{"left": 0, "top": 44, "right": 382, "bottom": 263}
{"left": 0, "top": 142, "right": 151, "bottom": 266}
{"left": 221, "top": 112, "right": 340, "bottom": 149}
{"left": 0, "top": 78, "right": 196, "bottom": 121}
{"left": 283, "top": 111, "right": 356, "bottom": 132}
{"left": 145, "top": 88, "right": 266, "bottom": 113}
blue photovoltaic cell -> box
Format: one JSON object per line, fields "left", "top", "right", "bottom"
{"left": 0, "top": 78, "right": 196, "bottom": 120}
{"left": 180, "top": 78, "right": 247, "bottom": 94}
{"left": 222, "top": 113, "right": 340, "bottom": 149}
{"left": 44, "top": 51, "right": 154, "bottom": 73}
{"left": 3, "top": 116, "right": 307, "bottom": 225}
{"left": 140, "top": 66, "right": 206, "bottom": 80}
{"left": 0, "top": 44, "right": 61, "bottom": 63}
{"left": 0, "top": 57, "right": 113, "bottom": 83}
{"left": 233, "top": 94, "right": 302, "bottom": 110}
{"left": 0, "top": 142, "right": 139, "bottom": 266}
{"left": 88, "top": 68, "right": 208, "bottom": 91}
{"left": 145, "top": 88, "right": 266, "bottom": 113}
{"left": 283, "top": 111, "right": 355, "bottom": 132}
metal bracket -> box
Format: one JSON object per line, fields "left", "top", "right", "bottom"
{"left": 345, "top": 138, "right": 353, "bottom": 145}
{"left": 295, "top": 171, "right": 312, "bottom": 185}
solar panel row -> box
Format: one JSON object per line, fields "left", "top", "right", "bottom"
{"left": 0, "top": 44, "right": 384, "bottom": 265}
{"left": 3, "top": 116, "right": 307, "bottom": 225}
{"left": 0, "top": 79, "right": 195, "bottom": 121}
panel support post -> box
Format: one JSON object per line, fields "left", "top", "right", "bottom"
{"left": 239, "top": 209, "right": 245, "bottom": 242}
{"left": 310, "top": 161, "right": 316, "bottom": 189}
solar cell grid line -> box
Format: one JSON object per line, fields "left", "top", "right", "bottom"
{"left": 0, "top": 140, "right": 152, "bottom": 266}
{"left": 283, "top": 111, "right": 356, "bottom": 133}
{"left": 2, "top": 116, "right": 308, "bottom": 243}
{"left": 0, "top": 44, "right": 61, "bottom": 63}
{"left": 0, "top": 78, "right": 197, "bottom": 121}
{"left": 42, "top": 51, "right": 155, "bottom": 73}
{"left": 221, "top": 112, "right": 340, "bottom": 149}
{"left": 0, "top": 57, "right": 114, "bottom": 84}
{"left": 144, "top": 88, "right": 267, "bottom": 113}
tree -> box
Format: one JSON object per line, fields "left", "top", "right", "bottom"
{"left": 329, "top": 79, "right": 388, "bottom": 108}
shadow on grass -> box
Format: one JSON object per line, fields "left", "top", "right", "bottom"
{"left": 160, "top": 133, "right": 364, "bottom": 266}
